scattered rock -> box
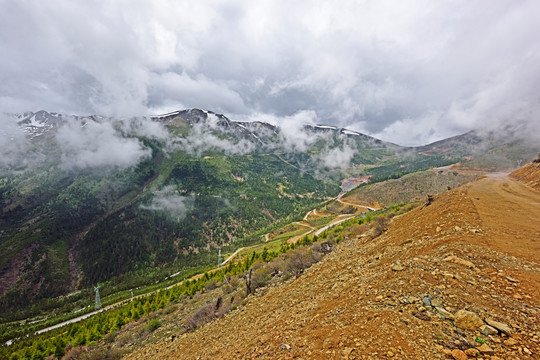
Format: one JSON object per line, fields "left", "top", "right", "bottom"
{"left": 454, "top": 310, "right": 483, "bottom": 330}
{"left": 504, "top": 338, "right": 518, "bottom": 346}
{"left": 443, "top": 255, "right": 475, "bottom": 269}
{"left": 505, "top": 276, "right": 519, "bottom": 283}
{"left": 476, "top": 343, "right": 494, "bottom": 355}
{"left": 421, "top": 295, "right": 432, "bottom": 307}
{"left": 280, "top": 343, "right": 291, "bottom": 350}
{"left": 451, "top": 349, "right": 468, "bottom": 360}
{"left": 435, "top": 306, "right": 455, "bottom": 320}
{"left": 479, "top": 324, "right": 498, "bottom": 336}
{"left": 412, "top": 311, "right": 431, "bottom": 321}
{"left": 391, "top": 261, "right": 405, "bottom": 271}
{"left": 486, "top": 318, "right": 512, "bottom": 336}
{"left": 442, "top": 348, "right": 453, "bottom": 356}
{"left": 464, "top": 348, "right": 478, "bottom": 357}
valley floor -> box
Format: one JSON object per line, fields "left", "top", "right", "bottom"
{"left": 127, "top": 174, "right": 540, "bottom": 359}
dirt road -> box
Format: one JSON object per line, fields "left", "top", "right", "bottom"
{"left": 468, "top": 174, "right": 540, "bottom": 262}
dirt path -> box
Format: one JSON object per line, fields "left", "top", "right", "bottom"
{"left": 467, "top": 174, "right": 540, "bottom": 262}
{"left": 336, "top": 198, "right": 378, "bottom": 211}
{"left": 314, "top": 215, "right": 355, "bottom": 236}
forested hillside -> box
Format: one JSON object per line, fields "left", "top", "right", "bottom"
{"left": 0, "top": 109, "right": 535, "bottom": 321}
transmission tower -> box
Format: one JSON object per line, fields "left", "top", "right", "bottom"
{"left": 94, "top": 285, "right": 102, "bottom": 310}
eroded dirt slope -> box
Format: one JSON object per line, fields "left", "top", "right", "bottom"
{"left": 127, "top": 174, "right": 540, "bottom": 360}
{"left": 510, "top": 160, "right": 540, "bottom": 190}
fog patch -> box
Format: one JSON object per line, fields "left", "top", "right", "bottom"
{"left": 117, "top": 116, "right": 169, "bottom": 140}
{"left": 316, "top": 141, "right": 357, "bottom": 169}
{"left": 169, "top": 114, "right": 255, "bottom": 156}
{"left": 0, "top": 114, "right": 33, "bottom": 169}
{"left": 141, "top": 185, "right": 194, "bottom": 221}
{"left": 56, "top": 117, "right": 151, "bottom": 170}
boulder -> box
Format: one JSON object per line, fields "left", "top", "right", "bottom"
{"left": 485, "top": 318, "right": 512, "bottom": 336}
{"left": 454, "top": 310, "right": 483, "bottom": 330}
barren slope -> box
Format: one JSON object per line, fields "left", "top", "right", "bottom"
{"left": 128, "top": 174, "right": 540, "bottom": 360}
{"left": 510, "top": 160, "right": 540, "bottom": 190}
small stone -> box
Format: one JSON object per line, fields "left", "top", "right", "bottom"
{"left": 513, "top": 294, "right": 523, "bottom": 300}
{"left": 435, "top": 306, "right": 455, "bottom": 320}
{"left": 454, "top": 226, "right": 462, "bottom": 231}
{"left": 392, "top": 261, "right": 405, "bottom": 271}
{"left": 376, "top": 295, "right": 383, "bottom": 301}
{"left": 387, "top": 350, "right": 395, "bottom": 357}
{"left": 451, "top": 349, "right": 468, "bottom": 360}
{"left": 412, "top": 311, "right": 431, "bottom": 321}
{"left": 281, "top": 343, "right": 291, "bottom": 350}
{"left": 476, "top": 343, "right": 494, "bottom": 355}
{"left": 523, "top": 347, "right": 532, "bottom": 355}
{"left": 454, "top": 310, "right": 484, "bottom": 330}
{"left": 505, "top": 276, "right": 519, "bottom": 283}
{"left": 443, "top": 348, "right": 453, "bottom": 356}
{"left": 479, "top": 325, "right": 498, "bottom": 336}
{"left": 504, "top": 338, "right": 518, "bottom": 346}
{"left": 486, "top": 318, "right": 512, "bottom": 336}
{"left": 422, "top": 295, "right": 432, "bottom": 307}
{"left": 464, "top": 348, "right": 479, "bottom": 357}
{"left": 443, "top": 255, "right": 475, "bottom": 268}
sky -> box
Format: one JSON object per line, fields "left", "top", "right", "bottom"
{"left": 1, "top": 0, "right": 539, "bottom": 146}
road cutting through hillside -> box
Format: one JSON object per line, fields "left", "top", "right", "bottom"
{"left": 128, "top": 172, "right": 540, "bottom": 359}
{"left": 9, "top": 190, "right": 375, "bottom": 345}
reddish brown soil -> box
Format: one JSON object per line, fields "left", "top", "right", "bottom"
{"left": 511, "top": 161, "right": 540, "bottom": 190}
{"left": 127, "top": 174, "right": 540, "bottom": 360}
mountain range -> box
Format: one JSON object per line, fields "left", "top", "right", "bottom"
{"left": 0, "top": 109, "right": 536, "bottom": 321}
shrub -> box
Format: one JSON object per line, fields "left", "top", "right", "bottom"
{"left": 184, "top": 304, "right": 214, "bottom": 333}
{"left": 147, "top": 318, "right": 162, "bottom": 332}
{"left": 282, "top": 248, "right": 321, "bottom": 278}
{"left": 204, "top": 279, "right": 219, "bottom": 291}
{"left": 371, "top": 215, "right": 389, "bottom": 237}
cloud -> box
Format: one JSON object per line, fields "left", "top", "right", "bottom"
{"left": 1, "top": 1, "right": 539, "bottom": 145}
{"left": 117, "top": 117, "right": 170, "bottom": 140}
{"left": 56, "top": 118, "right": 152, "bottom": 170}
{"left": 0, "top": 114, "right": 33, "bottom": 169}
{"left": 140, "top": 185, "right": 194, "bottom": 221}
{"left": 169, "top": 113, "right": 256, "bottom": 156}
{"left": 316, "top": 141, "right": 357, "bottom": 170}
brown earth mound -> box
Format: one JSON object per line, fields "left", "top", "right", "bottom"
{"left": 127, "top": 174, "right": 540, "bottom": 359}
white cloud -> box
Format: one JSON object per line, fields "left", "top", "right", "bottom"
{"left": 1, "top": 0, "right": 539, "bottom": 145}
{"left": 0, "top": 114, "right": 33, "bottom": 169}
{"left": 56, "top": 118, "right": 152, "bottom": 170}
{"left": 169, "top": 113, "right": 256, "bottom": 156}
{"left": 140, "top": 185, "right": 194, "bottom": 221}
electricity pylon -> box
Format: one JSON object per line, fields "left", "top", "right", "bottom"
{"left": 94, "top": 285, "right": 102, "bottom": 310}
